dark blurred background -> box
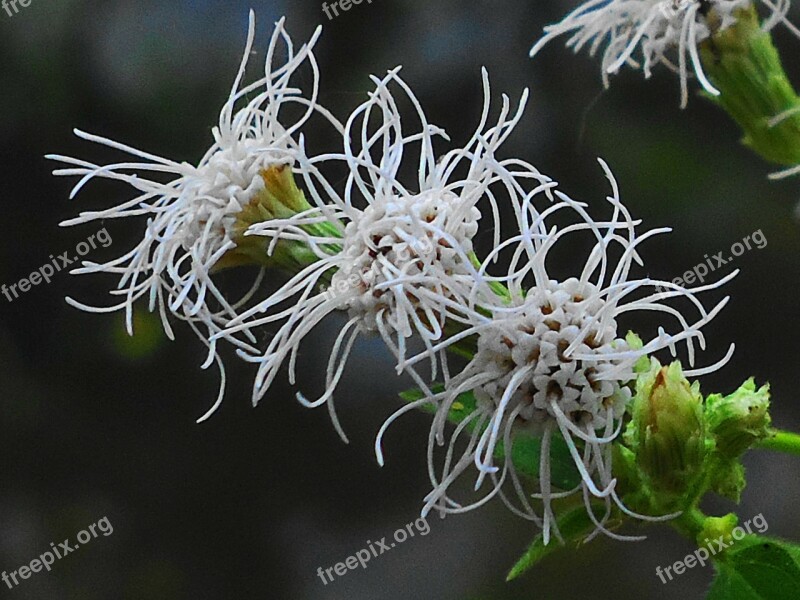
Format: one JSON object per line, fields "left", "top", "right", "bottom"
{"left": 1, "top": 1, "right": 799, "bottom": 598}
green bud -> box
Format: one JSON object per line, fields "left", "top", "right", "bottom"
{"left": 706, "top": 378, "right": 771, "bottom": 460}
{"left": 625, "top": 360, "right": 706, "bottom": 500}
{"left": 698, "top": 513, "right": 739, "bottom": 550}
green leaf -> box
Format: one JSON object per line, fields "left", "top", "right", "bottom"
{"left": 497, "top": 424, "right": 580, "bottom": 490}
{"left": 506, "top": 506, "right": 598, "bottom": 581}
{"left": 707, "top": 537, "right": 800, "bottom": 600}
{"left": 399, "top": 386, "right": 581, "bottom": 490}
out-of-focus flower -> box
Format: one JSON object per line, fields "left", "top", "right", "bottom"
{"left": 530, "top": 0, "right": 799, "bottom": 107}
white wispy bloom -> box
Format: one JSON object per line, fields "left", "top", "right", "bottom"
{"left": 221, "top": 67, "right": 552, "bottom": 441}
{"left": 47, "top": 13, "right": 340, "bottom": 422}
{"left": 530, "top": 0, "right": 799, "bottom": 107}
{"left": 379, "top": 159, "right": 736, "bottom": 543}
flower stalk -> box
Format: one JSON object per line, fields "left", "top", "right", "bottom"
{"left": 701, "top": 5, "right": 800, "bottom": 167}
{"left": 754, "top": 428, "right": 800, "bottom": 455}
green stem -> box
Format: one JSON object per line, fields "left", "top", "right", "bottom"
{"left": 700, "top": 6, "right": 800, "bottom": 168}
{"left": 755, "top": 429, "right": 800, "bottom": 456}
{"left": 672, "top": 506, "right": 708, "bottom": 542}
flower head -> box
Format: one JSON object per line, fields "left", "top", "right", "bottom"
{"left": 530, "top": 0, "right": 798, "bottom": 107}
{"left": 381, "top": 159, "right": 736, "bottom": 542}
{"left": 47, "top": 13, "right": 339, "bottom": 421}
{"left": 221, "top": 67, "right": 550, "bottom": 440}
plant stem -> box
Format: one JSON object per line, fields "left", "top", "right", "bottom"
{"left": 672, "top": 506, "right": 708, "bottom": 542}
{"left": 755, "top": 429, "right": 800, "bottom": 456}
{"left": 700, "top": 6, "right": 800, "bottom": 168}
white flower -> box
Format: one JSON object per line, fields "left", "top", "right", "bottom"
{"left": 378, "top": 159, "right": 736, "bottom": 542}
{"left": 221, "top": 67, "right": 551, "bottom": 441}
{"left": 530, "top": 0, "right": 798, "bottom": 107}
{"left": 47, "top": 13, "right": 340, "bottom": 422}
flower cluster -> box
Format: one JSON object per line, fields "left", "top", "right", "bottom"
{"left": 218, "top": 67, "right": 554, "bottom": 441}
{"left": 530, "top": 0, "right": 799, "bottom": 107}
{"left": 377, "top": 160, "right": 735, "bottom": 541}
{"left": 51, "top": 13, "right": 736, "bottom": 543}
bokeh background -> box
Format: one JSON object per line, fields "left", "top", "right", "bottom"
{"left": 2, "top": 1, "right": 800, "bottom": 598}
